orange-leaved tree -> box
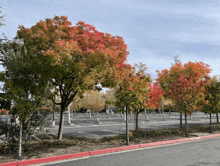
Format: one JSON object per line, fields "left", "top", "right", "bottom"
{"left": 200, "top": 76, "right": 220, "bottom": 132}
{"left": 115, "top": 63, "right": 152, "bottom": 142}
{"left": 157, "top": 61, "right": 211, "bottom": 136}
{"left": 16, "top": 16, "right": 132, "bottom": 139}
{"left": 70, "top": 95, "right": 86, "bottom": 113}
{"left": 84, "top": 90, "right": 105, "bottom": 113}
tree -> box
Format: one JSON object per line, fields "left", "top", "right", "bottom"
{"left": 115, "top": 63, "right": 152, "bottom": 146}
{"left": 84, "top": 90, "right": 105, "bottom": 115}
{"left": 70, "top": 95, "right": 86, "bottom": 113}
{"left": 115, "top": 68, "right": 135, "bottom": 145}
{"left": 130, "top": 63, "right": 152, "bottom": 131}
{"left": 16, "top": 16, "right": 131, "bottom": 139}
{"left": 0, "top": 40, "right": 47, "bottom": 159}
{"left": 157, "top": 61, "right": 211, "bottom": 136}
{"left": 147, "top": 83, "right": 164, "bottom": 119}
{"left": 200, "top": 76, "right": 220, "bottom": 132}
{"left": 104, "top": 88, "right": 117, "bottom": 116}
{"left": 0, "top": 6, "right": 5, "bottom": 29}
{"left": 0, "top": 7, "right": 47, "bottom": 159}
{"left": 148, "top": 83, "right": 164, "bottom": 109}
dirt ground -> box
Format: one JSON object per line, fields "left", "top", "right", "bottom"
{"left": 1, "top": 123, "right": 220, "bottom": 164}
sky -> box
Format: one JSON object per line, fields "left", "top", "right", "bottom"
{"left": 1, "top": 0, "right": 220, "bottom": 81}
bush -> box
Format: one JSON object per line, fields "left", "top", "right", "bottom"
{"left": 0, "top": 112, "right": 49, "bottom": 147}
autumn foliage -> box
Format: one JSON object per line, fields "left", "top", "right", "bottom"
{"left": 200, "top": 76, "right": 220, "bottom": 114}
{"left": 83, "top": 90, "right": 105, "bottom": 113}
{"left": 147, "top": 83, "right": 164, "bottom": 109}
{"left": 17, "top": 16, "right": 131, "bottom": 89}
{"left": 115, "top": 64, "right": 152, "bottom": 111}
{"left": 16, "top": 15, "right": 131, "bottom": 139}
{"left": 0, "top": 109, "right": 9, "bottom": 115}
{"left": 157, "top": 61, "right": 211, "bottom": 114}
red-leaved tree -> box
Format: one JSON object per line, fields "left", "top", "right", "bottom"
{"left": 157, "top": 61, "right": 211, "bottom": 136}
{"left": 147, "top": 83, "right": 164, "bottom": 109}
{"left": 16, "top": 16, "right": 132, "bottom": 139}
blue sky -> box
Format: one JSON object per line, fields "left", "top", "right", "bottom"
{"left": 1, "top": 0, "right": 220, "bottom": 80}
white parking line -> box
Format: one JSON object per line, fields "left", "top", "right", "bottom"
{"left": 77, "top": 131, "right": 85, "bottom": 134}
{"left": 61, "top": 123, "right": 125, "bottom": 129}
{"left": 101, "top": 129, "right": 113, "bottom": 132}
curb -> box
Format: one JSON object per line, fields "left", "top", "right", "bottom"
{"left": 1, "top": 134, "right": 220, "bottom": 166}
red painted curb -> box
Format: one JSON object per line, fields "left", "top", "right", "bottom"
{"left": 89, "top": 148, "right": 113, "bottom": 156}
{"left": 156, "top": 140, "right": 177, "bottom": 145}
{"left": 113, "top": 146, "right": 127, "bottom": 152}
{"left": 0, "top": 162, "right": 18, "bottom": 166}
{"left": 17, "top": 152, "right": 89, "bottom": 166}
{"left": 1, "top": 134, "right": 220, "bottom": 166}
{"left": 139, "top": 142, "right": 158, "bottom": 148}
{"left": 203, "top": 134, "right": 220, "bottom": 139}
{"left": 176, "top": 138, "right": 191, "bottom": 143}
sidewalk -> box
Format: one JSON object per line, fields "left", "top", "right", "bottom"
{"left": 1, "top": 133, "right": 220, "bottom": 166}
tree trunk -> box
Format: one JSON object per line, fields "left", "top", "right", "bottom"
{"left": 180, "top": 112, "right": 183, "bottom": 128}
{"left": 96, "top": 111, "right": 100, "bottom": 123}
{"left": 210, "top": 113, "right": 213, "bottom": 133}
{"left": 135, "top": 110, "right": 139, "bottom": 131}
{"left": 107, "top": 105, "right": 110, "bottom": 118}
{"left": 58, "top": 106, "right": 65, "bottom": 140}
{"left": 185, "top": 113, "right": 189, "bottom": 137}
{"left": 125, "top": 106, "right": 129, "bottom": 145}
{"left": 52, "top": 99, "right": 55, "bottom": 126}
{"left": 18, "top": 120, "right": 23, "bottom": 160}
{"left": 216, "top": 113, "right": 219, "bottom": 124}
{"left": 161, "top": 99, "right": 165, "bottom": 120}
{"left": 109, "top": 107, "right": 111, "bottom": 116}
{"left": 124, "top": 108, "right": 126, "bottom": 122}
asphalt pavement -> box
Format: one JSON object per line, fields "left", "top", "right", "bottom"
{"left": 47, "top": 112, "right": 217, "bottom": 139}
{"left": 0, "top": 112, "right": 216, "bottom": 143}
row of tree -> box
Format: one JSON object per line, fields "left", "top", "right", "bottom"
{"left": 1, "top": 12, "right": 220, "bottom": 157}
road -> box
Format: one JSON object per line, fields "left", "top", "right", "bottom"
{"left": 40, "top": 136, "right": 220, "bottom": 166}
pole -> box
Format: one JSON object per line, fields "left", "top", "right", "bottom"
{"left": 161, "top": 99, "right": 165, "bottom": 120}
{"left": 67, "top": 105, "right": 71, "bottom": 125}
{"left": 144, "top": 108, "right": 149, "bottom": 121}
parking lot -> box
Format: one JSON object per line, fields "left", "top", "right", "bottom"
{"left": 48, "top": 112, "right": 216, "bottom": 139}
{"left": 0, "top": 111, "right": 216, "bottom": 143}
